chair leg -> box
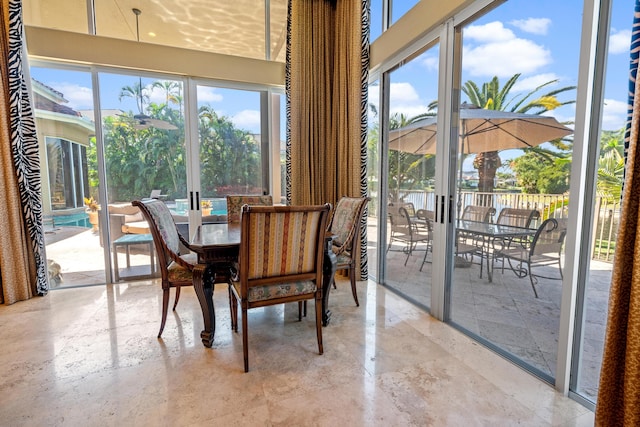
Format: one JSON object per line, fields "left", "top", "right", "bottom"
{"left": 242, "top": 306, "right": 249, "bottom": 372}
{"left": 315, "top": 297, "right": 324, "bottom": 355}
{"left": 298, "top": 301, "right": 303, "bottom": 321}
{"left": 349, "top": 267, "right": 359, "bottom": 307}
{"left": 229, "top": 285, "right": 238, "bottom": 332}
{"left": 173, "top": 285, "right": 181, "bottom": 311}
{"left": 528, "top": 261, "right": 539, "bottom": 298}
{"left": 158, "top": 287, "right": 170, "bottom": 338}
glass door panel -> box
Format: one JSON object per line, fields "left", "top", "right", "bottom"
{"left": 384, "top": 43, "right": 439, "bottom": 310}
{"left": 573, "top": 0, "right": 632, "bottom": 403}
{"left": 195, "top": 84, "right": 264, "bottom": 222}
{"left": 99, "top": 72, "right": 186, "bottom": 281}
{"left": 448, "top": 0, "right": 581, "bottom": 382}
{"left": 30, "top": 67, "right": 104, "bottom": 287}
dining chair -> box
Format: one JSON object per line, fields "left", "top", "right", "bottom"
{"left": 133, "top": 199, "right": 203, "bottom": 338}
{"left": 494, "top": 217, "right": 567, "bottom": 298}
{"left": 387, "top": 204, "right": 432, "bottom": 266}
{"left": 494, "top": 207, "right": 541, "bottom": 249}
{"left": 229, "top": 204, "right": 330, "bottom": 372}
{"left": 456, "top": 205, "right": 495, "bottom": 269}
{"left": 327, "top": 196, "right": 369, "bottom": 306}
{"left": 496, "top": 208, "right": 540, "bottom": 228}
{"left": 461, "top": 205, "right": 496, "bottom": 222}
{"left": 225, "top": 194, "right": 273, "bottom": 223}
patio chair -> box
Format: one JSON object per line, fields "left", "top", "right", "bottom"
{"left": 461, "top": 205, "right": 496, "bottom": 222}
{"left": 229, "top": 204, "right": 330, "bottom": 372}
{"left": 226, "top": 194, "right": 273, "bottom": 223}
{"left": 133, "top": 199, "right": 204, "bottom": 338}
{"left": 494, "top": 218, "right": 568, "bottom": 298}
{"left": 456, "top": 205, "right": 495, "bottom": 271}
{"left": 387, "top": 204, "right": 432, "bottom": 266}
{"left": 494, "top": 207, "right": 541, "bottom": 251}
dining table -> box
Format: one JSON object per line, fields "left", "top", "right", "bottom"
{"left": 188, "top": 222, "right": 337, "bottom": 348}
{"left": 456, "top": 219, "right": 538, "bottom": 282}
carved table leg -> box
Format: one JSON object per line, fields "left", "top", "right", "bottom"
{"left": 193, "top": 264, "right": 216, "bottom": 347}
{"left": 322, "top": 236, "right": 337, "bottom": 326}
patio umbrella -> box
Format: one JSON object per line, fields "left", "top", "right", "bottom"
{"left": 388, "top": 105, "right": 573, "bottom": 155}
{"left": 388, "top": 105, "right": 574, "bottom": 213}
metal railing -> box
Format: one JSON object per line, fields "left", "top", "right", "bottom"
{"left": 390, "top": 190, "right": 619, "bottom": 262}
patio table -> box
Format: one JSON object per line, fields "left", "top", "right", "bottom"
{"left": 456, "top": 220, "right": 537, "bottom": 282}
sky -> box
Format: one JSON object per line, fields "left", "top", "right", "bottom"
{"left": 30, "top": 1, "right": 633, "bottom": 141}
{"left": 366, "top": 0, "right": 634, "bottom": 172}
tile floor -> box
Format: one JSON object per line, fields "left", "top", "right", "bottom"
{"left": 0, "top": 277, "right": 594, "bottom": 426}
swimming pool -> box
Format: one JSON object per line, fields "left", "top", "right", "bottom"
{"left": 49, "top": 212, "right": 91, "bottom": 228}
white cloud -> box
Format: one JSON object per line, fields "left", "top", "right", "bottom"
{"left": 422, "top": 55, "right": 438, "bottom": 72}
{"left": 464, "top": 21, "right": 515, "bottom": 43}
{"left": 511, "top": 73, "right": 560, "bottom": 92}
{"left": 367, "top": 82, "right": 431, "bottom": 121}
{"left": 50, "top": 82, "right": 93, "bottom": 110}
{"left": 232, "top": 109, "right": 260, "bottom": 131}
{"left": 609, "top": 29, "right": 631, "bottom": 55}
{"left": 197, "top": 86, "right": 223, "bottom": 103}
{"left": 462, "top": 21, "right": 551, "bottom": 78}
{"left": 602, "top": 98, "right": 627, "bottom": 131}
{"left": 463, "top": 38, "right": 551, "bottom": 78}
{"left": 510, "top": 18, "right": 551, "bottom": 35}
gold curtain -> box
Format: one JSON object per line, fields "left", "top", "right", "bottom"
{"left": 595, "top": 4, "right": 640, "bottom": 423}
{"left": 287, "top": 0, "right": 364, "bottom": 206}
{"left": 0, "top": 0, "right": 44, "bottom": 304}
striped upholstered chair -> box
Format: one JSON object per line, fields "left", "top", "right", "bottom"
{"left": 225, "top": 194, "right": 273, "bottom": 223}
{"left": 229, "top": 204, "right": 330, "bottom": 372}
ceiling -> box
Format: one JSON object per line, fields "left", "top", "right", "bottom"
{"left": 23, "top": 0, "right": 287, "bottom": 62}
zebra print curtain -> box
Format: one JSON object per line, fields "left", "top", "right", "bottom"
{"left": 0, "top": 0, "right": 47, "bottom": 304}
{"left": 285, "top": 0, "right": 370, "bottom": 279}
{"left": 595, "top": 2, "right": 640, "bottom": 423}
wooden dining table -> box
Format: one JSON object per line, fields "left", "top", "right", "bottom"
{"left": 189, "top": 222, "right": 337, "bottom": 348}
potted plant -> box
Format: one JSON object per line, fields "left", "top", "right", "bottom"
{"left": 201, "top": 200, "right": 212, "bottom": 216}
{"left": 84, "top": 196, "right": 100, "bottom": 231}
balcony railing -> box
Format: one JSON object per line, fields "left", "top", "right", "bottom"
{"left": 385, "top": 190, "right": 619, "bottom": 262}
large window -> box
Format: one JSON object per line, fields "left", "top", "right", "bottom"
{"left": 46, "top": 137, "right": 89, "bottom": 210}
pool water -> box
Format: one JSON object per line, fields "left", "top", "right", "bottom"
{"left": 50, "top": 212, "right": 91, "bottom": 228}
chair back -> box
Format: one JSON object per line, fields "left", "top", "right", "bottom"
{"left": 226, "top": 195, "right": 273, "bottom": 223}
{"left": 238, "top": 204, "right": 330, "bottom": 285}
{"left": 531, "top": 218, "right": 567, "bottom": 257}
{"left": 461, "top": 205, "right": 496, "bottom": 223}
{"left": 328, "top": 197, "right": 369, "bottom": 256}
{"left": 496, "top": 208, "right": 540, "bottom": 228}
{"left": 388, "top": 204, "right": 412, "bottom": 236}
{"left": 133, "top": 199, "right": 192, "bottom": 272}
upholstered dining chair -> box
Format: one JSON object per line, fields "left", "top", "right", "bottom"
{"left": 229, "top": 204, "right": 330, "bottom": 372}
{"left": 225, "top": 194, "right": 273, "bottom": 223}
{"left": 327, "top": 196, "right": 369, "bottom": 306}
{"left": 133, "top": 199, "right": 203, "bottom": 338}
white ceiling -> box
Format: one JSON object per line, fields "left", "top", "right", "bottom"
{"left": 23, "top": 0, "right": 287, "bottom": 62}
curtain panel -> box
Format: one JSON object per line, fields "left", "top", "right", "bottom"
{"left": 595, "top": 2, "right": 640, "bottom": 424}
{"left": 286, "top": 0, "right": 369, "bottom": 278}
{"left": 0, "top": 0, "right": 47, "bottom": 304}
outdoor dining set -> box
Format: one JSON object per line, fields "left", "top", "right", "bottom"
{"left": 387, "top": 202, "right": 568, "bottom": 298}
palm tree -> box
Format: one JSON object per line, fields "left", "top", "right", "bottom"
{"left": 119, "top": 80, "right": 149, "bottom": 114}
{"left": 597, "top": 128, "right": 625, "bottom": 201}
{"left": 462, "top": 73, "right": 575, "bottom": 193}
